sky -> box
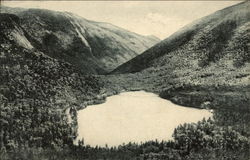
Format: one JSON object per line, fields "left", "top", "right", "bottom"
{"left": 2, "top": 1, "right": 241, "bottom": 39}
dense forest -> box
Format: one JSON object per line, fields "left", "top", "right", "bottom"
{"left": 0, "top": 13, "right": 104, "bottom": 157}
{"left": 1, "top": 118, "right": 249, "bottom": 160}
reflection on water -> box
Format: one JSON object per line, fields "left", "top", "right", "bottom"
{"left": 76, "top": 91, "right": 212, "bottom": 147}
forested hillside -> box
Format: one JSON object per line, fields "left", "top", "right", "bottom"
{"left": 0, "top": 13, "right": 105, "bottom": 153}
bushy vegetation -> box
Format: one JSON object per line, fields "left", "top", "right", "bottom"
{"left": 0, "top": 17, "right": 104, "bottom": 154}
{"left": 1, "top": 118, "right": 249, "bottom": 160}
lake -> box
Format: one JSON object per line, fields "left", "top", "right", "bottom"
{"left": 75, "top": 91, "right": 212, "bottom": 147}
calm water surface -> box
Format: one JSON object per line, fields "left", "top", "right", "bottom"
{"left": 76, "top": 91, "right": 212, "bottom": 147}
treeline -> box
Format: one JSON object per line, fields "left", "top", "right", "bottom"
{"left": 1, "top": 118, "right": 249, "bottom": 160}
{"left": 159, "top": 84, "right": 250, "bottom": 110}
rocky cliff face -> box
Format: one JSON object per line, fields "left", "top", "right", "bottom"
{"left": 1, "top": 6, "right": 159, "bottom": 74}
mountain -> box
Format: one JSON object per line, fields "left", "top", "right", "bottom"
{"left": 112, "top": 1, "right": 250, "bottom": 75}
{"left": 0, "top": 6, "right": 160, "bottom": 74}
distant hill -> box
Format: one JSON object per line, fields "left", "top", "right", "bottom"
{"left": 112, "top": 1, "right": 250, "bottom": 75}
{"left": 0, "top": 6, "right": 159, "bottom": 74}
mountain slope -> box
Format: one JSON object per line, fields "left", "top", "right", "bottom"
{"left": 112, "top": 1, "right": 250, "bottom": 74}
{"left": 108, "top": 1, "right": 250, "bottom": 111}
{"left": 0, "top": 12, "right": 108, "bottom": 149}
{"left": 0, "top": 6, "right": 159, "bottom": 74}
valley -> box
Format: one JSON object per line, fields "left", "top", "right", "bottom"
{"left": 0, "top": 1, "right": 250, "bottom": 160}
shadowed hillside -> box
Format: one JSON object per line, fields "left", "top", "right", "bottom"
{"left": 0, "top": 6, "right": 159, "bottom": 74}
